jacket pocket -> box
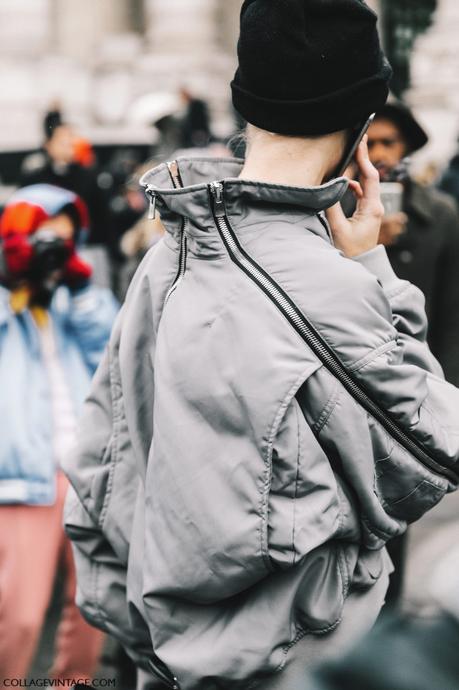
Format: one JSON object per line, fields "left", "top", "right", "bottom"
{"left": 372, "top": 423, "right": 449, "bottom": 522}
{"left": 268, "top": 370, "right": 346, "bottom": 570}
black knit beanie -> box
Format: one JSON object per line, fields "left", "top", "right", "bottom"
{"left": 231, "top": 0, "right": 392, "bottom": 136}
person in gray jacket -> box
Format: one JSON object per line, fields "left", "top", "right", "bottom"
{"left": 63, "top": 2, "right": 459, "bottom": 689}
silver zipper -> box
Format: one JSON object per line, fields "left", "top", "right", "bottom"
{"left": 144, "top": 181, "right": 188, "bottom": 304}
{"left": 167, "top": 159, "right": 183, "bottom": 189}
{"left": 209, "top": 181, "right": 459, "bottom": 485}
{"left": 161, "top": 160, "right": 188, "bottom": 303}
{"left": 165, "top": 218, "right": 188, "bottom": 303}
{"left": 147, "top": 191, "right": 156, "bottom": 220}
{"left": 148, "top": 658, "right": 181, "bottom": 689}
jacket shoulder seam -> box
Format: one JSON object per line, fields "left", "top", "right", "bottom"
{"left": 384, "top": 281, "right": 413, "bottom": 300}
{"left": 349, "top": 339, "right": 397, "bottom": 373}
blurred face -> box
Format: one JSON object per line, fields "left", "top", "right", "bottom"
{"left": 45, "top": 125, "right": 75, "bottom": 166}
{"left": 367, "top": 118, "right": 408, "bottom": 181}
{"left": 36, "top": 213, "right": 74, "bottom": 240}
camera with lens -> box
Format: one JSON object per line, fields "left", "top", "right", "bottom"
{"left": 28, "top": 229, "right": 71, "bottom": 282}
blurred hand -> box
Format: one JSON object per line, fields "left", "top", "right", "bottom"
{"left": 325, "top": 136, "right": 384, "bottom": 258}
{"left": 2, "top": 234, "right": 34, "bottom": 278}
{"left": 61, "top": 242, "right": 92, "bottom": 290}
{"left": 378, "top": 212, "right": 408, "bottom": 247}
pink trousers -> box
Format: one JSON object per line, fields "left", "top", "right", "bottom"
{"left": 0, "top": 472, "right": 104, "bottom": 683}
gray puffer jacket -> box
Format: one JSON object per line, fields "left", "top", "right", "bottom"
{"left": 63, "top": 158, "right": 459, "bottom": 690}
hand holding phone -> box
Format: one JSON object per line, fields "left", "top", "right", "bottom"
{"left": 334, "top": 113, "right": 376, "bottom": 179}
{"left": 325, "top": 135, "right": 384, "bottom": 258}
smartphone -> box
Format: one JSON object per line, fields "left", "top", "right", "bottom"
{"left": 333, "top": 113, "right": 375, "bottom": 179}
{"left": 380, "top": 182, "right": 403, "bottom": 215}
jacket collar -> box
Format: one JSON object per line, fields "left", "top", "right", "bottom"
{"left": 140, "top": 157, "right": 349, "bottom": 239}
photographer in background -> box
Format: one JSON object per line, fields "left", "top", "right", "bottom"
{"left": 0, "top": 184, "right": 118, "bottom": 683}
{"left": 21, "top": 118, "right": 110, "bottom": 250}
{"left": 368, "top": 102, "right": 459, "bottom": 386}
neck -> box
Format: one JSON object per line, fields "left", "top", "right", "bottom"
{"left": 238, "top": 126, "right": 346, "bottom": 188}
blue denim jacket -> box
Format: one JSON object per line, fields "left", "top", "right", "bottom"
{"left": 0, "top": 283, "right": 118, "bottom": 505}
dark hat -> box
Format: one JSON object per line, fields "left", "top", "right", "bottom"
{"left": 43, "top": 109, "right": 63, "bottom": 141}
{"left": 231, "top": 0, "right": 392, "bottom": 137}
{"left": 0, "top": 185, "right": 89, "bottom": 241}
{"left": 375, "top": 100, "right": 428, "bottom": 153}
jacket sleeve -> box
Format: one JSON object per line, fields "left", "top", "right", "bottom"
{"left": 349, "top": 245, "right": 459, "bottom": 482}
{"left": 353, "top": 245, "right": 443, "bottom": 376}
{"left": 66, "top": 284, "right": 119, "bottom": 374}
{"left": 294, "top": 237, "right": 459, "bottom": 537}
{"left": 63, "top": 311, "right": 154, "bottom": 670}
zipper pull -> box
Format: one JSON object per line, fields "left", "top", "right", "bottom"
{"left": 147, "top": 190, "right": 157, "bottom": 220}
{"left": 167, "top": 160, "right": 183, "bottom": 189}
{"left": 210, "top": 181, "right": 225, "bottom": 217}
{"left": 147, "top": 659, "right": 181, "bottom": 689}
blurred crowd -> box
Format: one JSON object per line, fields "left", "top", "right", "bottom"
{"left": 5, "top": 89, "right": 221, "bottom": 302}
{"left": 1, "top": 87, "right": 459, "bottom": 689}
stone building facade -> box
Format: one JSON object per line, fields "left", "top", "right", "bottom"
{"left": 407, "top": 0, "right": 459, "bottom": 170}
{"left": 0, "top": 0, "right": 457, "bottom": 171}
{"left": 0, "top": 0, "right": 241, "bottom": 149}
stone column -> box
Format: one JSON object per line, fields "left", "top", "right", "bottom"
{"left": 217, "top": 0, "right": 242, "bottom": 55}
{"left": 53, "top": 0, "right": 101, "bottom": 61}
{"left": 139, "top": 0, "right": 236, "bottom": 137}
{"left": 145, "top": 0, "right": 219, "bottom": 53}
{"left": 0, "top": 0, "right": 51, "bottom": 56}
{"left": 0, "top": 0, "right": 53, "bottom": 147}
{"left": 53, "top": 0, "right": 138, "bottom": 60}
{"left": 407, "top": 0, "right": 459, "bottom": 169}
{"left": 98, "top": 0, "right": 133, "bottom": 35}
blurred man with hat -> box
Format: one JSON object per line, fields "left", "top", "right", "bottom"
{"left": 368, "top": 101, "right": 459, "bottom": 386}
{"left": 367, "top": 102, "right": 459, "bottom": 606}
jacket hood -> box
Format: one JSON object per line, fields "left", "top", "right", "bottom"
{"left": 140, "top": 157, "right": 349, "bottom": 239}
{"left": 0, "top": 184, "right": 89, "bottom": 240}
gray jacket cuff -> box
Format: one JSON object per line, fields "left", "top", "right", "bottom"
{"left": 353, "top": 245, "right": 398, "bottom": 289}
